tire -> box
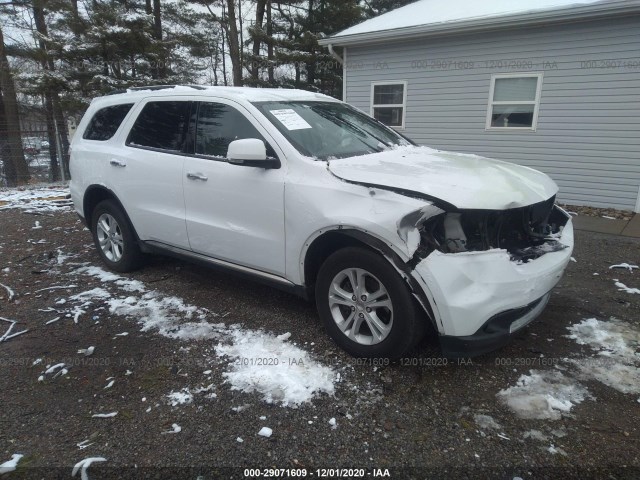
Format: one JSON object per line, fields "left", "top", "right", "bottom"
{"left": 91, "top": 199, "right": 143, "bottom": 273}
{"left": 315, "top": 247, "right": 425, "bottom": 359}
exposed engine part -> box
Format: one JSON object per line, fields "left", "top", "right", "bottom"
{"left": 415, "top": 196, "right": 570, "bottom": 264}
{"left": 442, "top": 213, "right": 467, "bottom": 253}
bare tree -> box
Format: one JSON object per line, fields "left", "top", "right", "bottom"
{"left": 266, "top": 0, "right": 274, "bottom": 83}
{"left": 32, "top": 0, "right": 70, "bottom": 179}
{"left": 0, "top": 24, "right": 30, "bottom": 186}
{"left": 250, "top": 0, "right": 267, "bottom": 82}
{"left": 225, "top": 0, "right": 243, "bottom": 86}
{"left": 152, "top": 0, "right": 166, "bottom": 78}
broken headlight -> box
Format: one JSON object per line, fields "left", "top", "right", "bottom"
{"left": 416, "top": 197, "right": 570, "bottom": 262}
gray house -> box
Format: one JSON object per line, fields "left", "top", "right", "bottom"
{"left": 319, "top": 0, "right": 640, "bottom": 212}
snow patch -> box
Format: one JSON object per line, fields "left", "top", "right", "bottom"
{"left": 567, "top": 318, "right": 639, "bottom": 362}
{"left": 161, "top": 423, "right": 182, "bottom": 434}
{"left": 70, "top": 288, "right": 112, "bottom": 304}
{"left": 258, "top": 427, "right": 273, "bottom": 437}
{"left": 497, "top": 370, "right": 590, "bottom": 420}
{"left": 0, "top": 454, "right": 24, "bottom": 474}
{"left": 523, "top": 430, "right": 549, "bottom": 442}
{"left": 72, "top": 457, "right": 106, "bottom": 480}
{"left": 566, "top": 318, "right": 640, "bottom": 394}
{"left": 78, "top": 346, "right": 95, "bottom": 356}
{"left": 92, "top": 412, "right": 117, "bottom": 418}
{"left": 166, "top": 388, "right": 194, "bottom": 406}
{"left": 0, "top": 185, "right": 72, "bottom": 213}
{"left": 215, "top": 327, "right": 336, "bottom": 406}
{"left": 474, "top": 414, "right": 501, "bottom": 430}
{"left": 0, "top": 316, "right": 28, "bottom": 343}
{"left": 609, "top": 263, "right": 639, "bottom": 272}
{"left": 613, "top": 280, "right": 640, "bottom": 295}
{"left": 548, "top": 444, "right": 568, "bottom": 456}
{"left": 68, "top": 263, "right": 338, "bottom": 407}
{"left": 0, "top": 282, "right": 15, "bottom": 301}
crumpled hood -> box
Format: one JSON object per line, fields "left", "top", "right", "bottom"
{"left": 327, "top": 146, "right": 558, "bottom": 210}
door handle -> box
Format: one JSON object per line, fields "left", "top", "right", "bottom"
{"left": 186, "top": 172, "right": 208, "bottom": 181}
{"left": 110, "top": 159, "right": 126, "bottom": 167}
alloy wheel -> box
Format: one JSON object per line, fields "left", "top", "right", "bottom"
{"left": 328, "top": 267, "right": 394, "bottom": 345}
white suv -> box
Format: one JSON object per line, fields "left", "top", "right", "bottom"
{"left": 70, "top": 85, "right": 574, "bottom": 359}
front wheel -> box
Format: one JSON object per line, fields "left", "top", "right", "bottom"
{"left": 315, "top": 247, "right": 425, "bottom": 359}
{"left": 91, "top": 199, "right": 143, "bottom": 272}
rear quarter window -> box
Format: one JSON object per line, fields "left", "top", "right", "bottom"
{"left": 83, "top": 103, "right": 134, "bottom": 141}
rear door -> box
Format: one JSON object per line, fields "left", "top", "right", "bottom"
{"left": 113, "top": 98, "right": 192, "bottom": 249}
{"left": 183, "top": 100, "right": 286, "bottom": 275}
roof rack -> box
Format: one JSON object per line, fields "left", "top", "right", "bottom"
{"left": 104, "top": 85, "right": 209, "bottom": 96}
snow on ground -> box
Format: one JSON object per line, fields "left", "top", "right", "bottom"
{"left": 0, "top": 185, "right": 72, "bottom": 213}
{"left": 65, "top": 263, "right": 338, "bottom": 407}
{"left": 91, "top": 412, "right": 118, "bottom": 418}
{"left": 0, "top": 317, "right": 28, "bottom": 343}
{"left": 609, "top": 263, "right": 638, "bottom": 272}
{"left": 566, "top": 318, "right": 640, "bottom": 394}
{"left": 166, "top": 389, "right": 194, "bottom": 406}
{"left": 215, "top": 327, "right": 336, "bottom": 406}
{"left": 0, "top": 454, "right": 24, "bottom": 474}
{"left": 78, "top": 346, "right": 95, "bottom": 356}
{"left": 523, "top": 430, "right": 549, "bottom": 442}
{"left": 71, "top": 457, "right": 106, "bottom": 480}
{"left": 499, "top": 318, "right": 640, "bottom": 421}
{"left": 474, "top": 414, "right": 502, "bottom": 430}
{"left": 0, "top": 282, "right": 15, "bottom": 300}
{"left": 567, "top": 318, "right": 640, "bottom": 362}
{"left": 497, "top": 370, "right": 591, "bottom": 420}
{"left": 613, "top": 280, "right": 640, "bottom": 295}
{"left": 161, "top": 424, "right": 182, "bottom": 434}
{"left": 547, "top": 444, "right": 568, "bottom": 456}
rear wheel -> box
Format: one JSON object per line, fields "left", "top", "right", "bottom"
{"left": 315, "top": 247, "right": 425, "bottom": 359}
{"left": 91, "top": 199, "right": 143, "bottom": 272}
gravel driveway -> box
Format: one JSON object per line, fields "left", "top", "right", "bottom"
{"left": 0, "top": 204, "right": 639, "bottom": 479}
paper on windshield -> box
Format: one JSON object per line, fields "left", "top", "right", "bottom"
{"left": 269, "top": 109, "right": 312, "bottom": 130}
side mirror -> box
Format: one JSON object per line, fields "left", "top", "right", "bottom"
{"left": 227, "top": 139, "right": 279, "bottom": 168}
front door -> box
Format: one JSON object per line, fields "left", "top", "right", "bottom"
{"left": 183, "top": 100, "right": 286, "bottom": 276}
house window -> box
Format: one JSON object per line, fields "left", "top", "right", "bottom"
{"left": 371, "top": 81, "right": 407, "bottom": 128}
{"left": 486, "top": 73, "right": 543, "bottom": 130}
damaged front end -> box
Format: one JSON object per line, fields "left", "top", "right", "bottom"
{"left": 399, "top": 195, "right": 574, "bottom": 356}
{"left": 410, "top": 195, "right": 571, "bottom": 266}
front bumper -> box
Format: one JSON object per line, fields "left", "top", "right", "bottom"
{"left": 411, "top": 217, "right": 574, "bottom": 355}
{"left": 438, "top": 293, "right": 550, "bottom": 357}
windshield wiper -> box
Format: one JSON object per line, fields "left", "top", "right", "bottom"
{"left": 312, "top": 106, "right": 388, "bottom": 151}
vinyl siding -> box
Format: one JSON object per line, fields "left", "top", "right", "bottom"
{"left": 345, "top": 17, "right": 640, "bottom": 211}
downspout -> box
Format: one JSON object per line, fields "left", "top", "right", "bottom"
{"left": 327, "top": 44, "right": 346, "bottom": 102}
{"left": 327, "top": 43, "right": 343, "bottom": 66}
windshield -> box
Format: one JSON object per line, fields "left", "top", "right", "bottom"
{"left": 252, "top": 101, "right": 413, "bottom": 160}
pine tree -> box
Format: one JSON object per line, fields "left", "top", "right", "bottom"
{"left": 263, "top": 0, "right": 363, "bottom": 97}
{"left": 362, "top": 0, "right": 416, "bottom": 17}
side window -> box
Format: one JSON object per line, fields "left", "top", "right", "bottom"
{"left": 126, "top": 101, "right": 191, "bottom": 151}
{"left": 196, "top": 102, "right": 275, "bottom": 158}
{"left": 83, "top": 103, "right": 134, "bottom": 141}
